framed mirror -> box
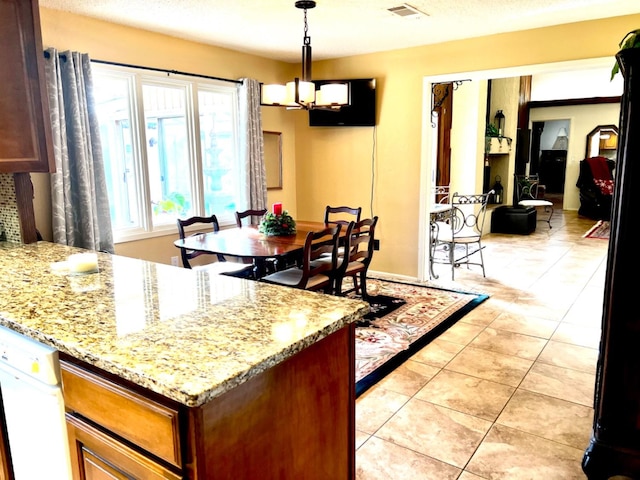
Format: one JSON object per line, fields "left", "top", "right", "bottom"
{"left": 264, "top": 131, "right": 282, "bottom": 190}
{"left": 586, "top": 124, "right": 619, "bottom": 160}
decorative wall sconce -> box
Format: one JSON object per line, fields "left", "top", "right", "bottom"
{"left": 494, "top": 110, "right": 505, "bottom": 136}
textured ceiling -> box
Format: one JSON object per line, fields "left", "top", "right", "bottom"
{"left": 40, "top": 0, "right": 640, "bottom": 63}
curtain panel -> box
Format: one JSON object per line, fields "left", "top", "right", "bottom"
{"left": 238, "top": 78, "right": 267, "bottom": 218}
{"left": 43, "top": 48, "right": 114, "bottom": 253}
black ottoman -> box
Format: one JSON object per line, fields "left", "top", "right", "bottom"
{"left": 490, "top": 205, "right": 537, "bottom": 234}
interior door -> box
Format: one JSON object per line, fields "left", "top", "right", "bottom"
{"left": 433, "top": 83, "right": 452, "bottom": 189}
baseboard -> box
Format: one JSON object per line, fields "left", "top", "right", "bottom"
{"left": 367, "top": 269, "right": 418, "bottom": 284}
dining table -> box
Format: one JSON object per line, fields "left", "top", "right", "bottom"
{"left": 173, "top": 221, "right": 340, "bottom": 278}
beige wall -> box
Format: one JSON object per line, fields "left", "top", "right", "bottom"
{"left": 36, "top": 8, "right": 640, "bottom": 274}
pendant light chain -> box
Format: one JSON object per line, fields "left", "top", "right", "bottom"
{"left": 303, "top": 7, "right": 310, "bottom": 46}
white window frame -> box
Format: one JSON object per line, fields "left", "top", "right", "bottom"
{"left": 92, "top": 63, "right": 241, "bottom": 244}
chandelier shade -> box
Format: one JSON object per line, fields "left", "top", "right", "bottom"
{"left": 260, "top": 1, "right": 349, "bottom": 111}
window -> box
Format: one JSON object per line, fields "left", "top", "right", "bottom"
{"left": 92, "top": 64, "right": 241, "bottom": 243}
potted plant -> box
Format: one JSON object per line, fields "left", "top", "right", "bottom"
{"left": 611, "top": 29, "right": 640, "bottom": 79}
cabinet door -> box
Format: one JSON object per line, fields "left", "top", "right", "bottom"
{"left": 65, "top": 414, "right": 182, "bottom": 480}
{"left": 0, "top": 0, "right": 54, "bottom": 173}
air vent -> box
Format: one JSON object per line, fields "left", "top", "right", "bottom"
{"left": 387, "top": 3, "right": 429, "bottom": 18}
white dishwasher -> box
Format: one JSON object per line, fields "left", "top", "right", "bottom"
{"left": 0, "top": 325, "right": 72, "bottom": 479}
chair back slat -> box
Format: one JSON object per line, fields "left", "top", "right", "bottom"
{"left": 324, "top": 205, "right": 362, "bottom": 226}
{"left": 302, "top": 225, "right": 342, "bottom": 279}
{"left": 176, "top": 215, "right": 223, "bottom": 268}
{"left": 235, "top": 209, "right": 267, "bottom": 227}
{"left": 334, "top": 216, "right": 378, "bottom": 298}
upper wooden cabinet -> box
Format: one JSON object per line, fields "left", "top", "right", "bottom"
{"left": 0, "top": 0, "right": 54, "bottom": 173}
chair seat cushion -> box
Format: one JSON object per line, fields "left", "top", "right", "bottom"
{"left": 262, "top": 268, "right": 331, "bottom": 289}
{"left": 344, "top": 260, "right": 366, "bottom": 275}
{"left": 195, "top": 262, "right": 253, "bottom": 276}
{"left": 518, "top": 199, "right": 553, "bottom": 208}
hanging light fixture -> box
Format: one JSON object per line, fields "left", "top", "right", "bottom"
{"left": 260, "top": 1, "right": 350, "bottom": 110}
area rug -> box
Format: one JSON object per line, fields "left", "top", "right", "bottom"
{"left": 583, "top": 220, "right": 610, "bottom": 239}
{"left": 351, "top": 278, "right": 489, "bottom": 396}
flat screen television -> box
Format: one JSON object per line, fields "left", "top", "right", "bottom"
{"left": 308, "top": 78, "right": 376, "bottom": 127}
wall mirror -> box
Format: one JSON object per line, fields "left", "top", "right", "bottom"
{"left": 586, "top": 124, "right": 619, "bottom": 160}
{"left": 264, "top": 131, "right": 282, "bottom": 189}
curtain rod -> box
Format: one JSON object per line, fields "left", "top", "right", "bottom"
{"left": 43, "top": 51, "right": 242, "bottom": 85}
{"left": 93, "top": 59, "right": 243, "bottom": 85}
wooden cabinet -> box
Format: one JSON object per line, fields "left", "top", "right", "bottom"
{"left": 582, "top": 48, "right": 640, "bottom": 478}
{"left": 61, "top": 323, "right": 356, "bottom": 479}
{"left": 61, "top": 360, "right": 184, "bottom": 479}
{"left": 0, "top": 0, "right": 54, "bottom": 173}
{"left": 65, "top": 415, "right": 182, "bottom": 480}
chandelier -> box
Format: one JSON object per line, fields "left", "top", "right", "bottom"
{"left": 260, "top": 1, "right": 350, "bottom": 110}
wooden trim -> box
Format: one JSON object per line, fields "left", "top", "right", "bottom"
{"left": 13, "top": 173, "right": 37, "bottom": 244}
{"left": 529, "top": 96, "right": 621, "bottom": 109}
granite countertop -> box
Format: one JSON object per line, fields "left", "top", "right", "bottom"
{"left": 0, "top": 241, "right": 369, "bottom": 407}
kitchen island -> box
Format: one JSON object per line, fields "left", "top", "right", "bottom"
{"left": 0, "top": 241, "right": 369, "bottom": 479}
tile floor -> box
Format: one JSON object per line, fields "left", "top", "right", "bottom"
{"left": 356, "top": 207, "right": 608, "bottom": 479}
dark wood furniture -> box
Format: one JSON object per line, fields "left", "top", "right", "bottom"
{"left": 173, "top": 221, "right": 340, "bottom": 278}
{"left": 0, "top": 0, "right": 54, "bottom": 245}
{"left": 176, "top": 215, "right": 254, "bottom": 277}
{"left": 324, "top": 206, "right": 362, "bottom": 226}
{"left": 235, "top": 208, "right": 280, "bottom": 273}
{"left": 260, "top": 225, "right": 341, "bottom": 293}
{"left": 335, "top": 217, "right": 378, "bottom": 299}
{"left": 538, "top": 149, "right": 567, "bottom": 193}
{"left": 0, "top": 0, "right": 54, "bottom": 174}
{"left": 235, "top": 208, "right": 267, "bottom": 227}
{"left": 582, "top": 48, "right": 640, "bottom": 479}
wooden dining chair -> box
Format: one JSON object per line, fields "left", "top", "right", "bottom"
{"left": 235, "top": 208, "right": 281, "bottom": 273}
{"left": 334, "top": 217, "right": 378, "bottom": 300}
{"left": 235, "top": 208, "right": 267, "bottom": 227}
{"left": 176, "top": 215, "right": 254, "bottom": 278}
{"left": 324, "top": 205, "right": 362, "bottom": 226}
{"left": 260, "top": 225, "right": 342, "bottom": 293}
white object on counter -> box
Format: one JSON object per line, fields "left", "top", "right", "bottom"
{"left": 67, "top": 252, "right": 99, "bottom": 274}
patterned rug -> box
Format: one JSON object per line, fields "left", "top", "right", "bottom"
{"left": 583, "top": 220, "right": 610, "bottom": 239}
{"left": 351, "top": 278, "right": 489, "bottom": 396}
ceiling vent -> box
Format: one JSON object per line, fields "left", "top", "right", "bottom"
{"left": 387, "top": 4, "right": 429, "bottom": 18}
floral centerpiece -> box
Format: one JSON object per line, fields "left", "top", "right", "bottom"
{"left": 258, "top": 210, "right": 297, "bottom": 236}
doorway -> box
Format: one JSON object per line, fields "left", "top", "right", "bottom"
{"left": 418, "top": 56, "right": 619, "bottom": 283}
{"left": 530, "top": 119, "right": 569, "bottom": 208}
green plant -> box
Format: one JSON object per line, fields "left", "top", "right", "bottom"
{"left": 153, "top": 192, "right": 188, "bottom": 216}
{"left": 612, "top": 29, "right": 640, "bottom": 80}
{"left": 485, "top": 124, "right": 499, "bottom": 137}
{"left": 258, "top": 211, "right": 296, "bottom": 236}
